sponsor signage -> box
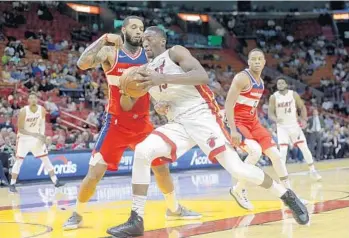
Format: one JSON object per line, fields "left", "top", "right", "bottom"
{"left": 18, "top": 148, "right": 221, "bottom": 181}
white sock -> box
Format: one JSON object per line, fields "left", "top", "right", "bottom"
{"left": 131, "top": 195, "right": 147, "bottom": 218}
{"left": 268, "top": 181, "right": 287, "bottom": 198}
{"left": 11, "top": 179, "right": 16, "bottom": 185}
{"left": 281, "top": 179, "right": 291, "bottom": 189}
{"left": 75, "top": 200, "right": 86, "bottom": 214}
{"left": 164, "top": 191, "right": 179, "bottom": 212}
{"left": 50, "top": 175, "right": 57, "bottom": 184}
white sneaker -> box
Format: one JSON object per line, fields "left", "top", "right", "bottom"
{"left": 310, "top": 171, "right": 322, "bottom": 181}
{"left": 230, "top": 186, "right": 254, "bottom": 211}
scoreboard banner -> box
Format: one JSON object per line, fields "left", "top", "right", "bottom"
{"left": 18, "top": 148, "right": 221, "bottom": 181}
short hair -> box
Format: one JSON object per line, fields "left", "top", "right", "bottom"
{"left": 145, "top": 26, "right": 167, "bottom": 40}
{"left": 248, "top": 48, "right": 265, "bottom": 58}
{"left": 276, "top": 76, "right": 288, "bottom": 84}
{"left": 29, "top": 92, "right": 37, "bottom": 97}
{"left": 122, "top": 16, "right": 143, "bottom": 27}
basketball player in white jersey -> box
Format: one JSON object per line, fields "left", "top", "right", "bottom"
{"left": 106, "top": 26, "right": 309, "bottom": 237}
{"left": 9, "top": 92, "right": 64, "bottom": 193}
{"left": 269, "top": 77, "right": 322, "bottom": 181}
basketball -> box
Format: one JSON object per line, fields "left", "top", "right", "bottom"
{"left": 119, "top": 66, "right": 148, "bottom": 98}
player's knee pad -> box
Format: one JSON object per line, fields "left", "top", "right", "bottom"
{"left": 134, "top": 142, "right": 157, "bottom": 166}
{"left": 41, "top": 156, "right": 55, "bottom": 172}
{"left": 243, "top": 139, "right": 262, "bottom": 164}
{"left": 12, "top": 159, "right": 23, "bottom": 174}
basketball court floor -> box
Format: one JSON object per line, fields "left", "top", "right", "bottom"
{"left": 0, "top": 159, "right": 348, "bottom": 238}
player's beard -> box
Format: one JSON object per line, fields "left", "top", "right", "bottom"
{"left": 125, "top": 32, "right": 141, "bottom": 47}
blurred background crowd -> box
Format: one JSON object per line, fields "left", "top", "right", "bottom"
{"left": 0, "top": 1, "right": 348, "bottom": 169}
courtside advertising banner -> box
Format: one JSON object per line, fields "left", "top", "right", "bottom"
{"left": 18, "top": 148, "right": 221, "bottom": 181}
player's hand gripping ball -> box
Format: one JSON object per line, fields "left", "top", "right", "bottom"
{"left": 119, "top": 66, "right": 148, "bottom": 98}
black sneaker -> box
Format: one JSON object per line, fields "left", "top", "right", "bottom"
{"left": 281, "top": 189, "right": 309, "bottom": 225}
{"left": 54, "top": 180, "right": 65, "bottom": 188}
{"left": 106, "top": 211, "right": 144, "bottom": 237}
{"left": 9, "top": 184, "right": 18, "bottom": 193}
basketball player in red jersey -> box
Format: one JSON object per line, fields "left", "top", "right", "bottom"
{"left": 63, "top": 16, "right": 201, "bottom": 230}
{"left": 225, "top": 49, "right": 298, "bottom": 210}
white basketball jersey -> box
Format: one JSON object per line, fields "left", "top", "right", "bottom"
{"left": 20, "top": 105, "right": 43, "bottom": 137}
{"left": 147, "top": 49, "right": 210, "bottom": 120}
{"left": 273, "top": 90, "right": 298, "bottom": 126}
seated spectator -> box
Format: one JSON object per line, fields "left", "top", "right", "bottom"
{"left": 0, "top": 115, "right": 14, "bottom": 131}
{"left": 86, "top": 108, "right": 98, "bottom": 125}
{"left": 64, "top": 97, "right": 77, "bottom": 112}
{"left": 38, "top": 79, "right": 54, "bottom": 92}
{"left": 45, "top": 96, "right": 60, "bottom": 119}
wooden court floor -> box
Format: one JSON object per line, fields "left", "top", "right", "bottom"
{"left": 0, "top": 159, "right": 348, "bottom": 238}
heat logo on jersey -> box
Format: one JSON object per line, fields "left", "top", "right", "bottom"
{"left": 37, "top": 155, "right": 77, "bottom": 176}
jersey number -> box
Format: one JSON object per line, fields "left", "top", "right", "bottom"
{"left": 284, "top": 107, "right": 292, "bottom": 114}
{"left": 250, "top": 101, "right": 258, "bottom": 115}
{"left": 155, "top": 63, "right": 168, "bottom": 92}
{"left": 29, "top": 122, "right": 37, "bottom": 127}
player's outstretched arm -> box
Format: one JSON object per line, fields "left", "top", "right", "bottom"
{"left": 17, "top": 108, "right": 44, "bottom": 140}
{"left": 225, "top": 73, "right": 249, "bottom": 130}
{"left": 77, "top": 34, "right": 122, "bottom": 70}
{"left": 294, "top": 91, "right": 307, "bottom": 121}
{"left": 268, "top": 95, "right": 278, "bottom": 123}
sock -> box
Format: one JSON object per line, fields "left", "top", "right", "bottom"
{"left": 50, "top": 175, "right": 57, "bottom": 184}
{"left": 11, "top": 179, "right": 16, "bottom": 185}
{"left": 164, "top": 191, "right": 179, "bottom": 212}
{"left": 281, "top": 178, "right": 291, "bottom": 189}
{"left": 131, "top": 195, "right": 147, "bottom": 218}
{"left": 268, "top": 181, "right": 287, "bottom": 198}
{"left": 75, "top": 200, "right": 86, "bottom": 214}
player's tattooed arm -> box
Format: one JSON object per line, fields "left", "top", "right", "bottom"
{"left": 17, "top": 108, "right": 45, "bottom": 141}
{"left": 268, "top": 95, "right": 278, "bottom": 123}
{"left": 77, "top": 34, "right": 122, "bottom": 70}
{"left": 293, "top": 91, "right": 307, "bottom": 121}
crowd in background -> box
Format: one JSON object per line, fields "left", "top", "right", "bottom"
{"left": 0, "top": 2, "right": 348, "bottom": 166}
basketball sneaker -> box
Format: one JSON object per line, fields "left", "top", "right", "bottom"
{"left": 230, "top": 186, "right": 254, "bottom": 211}
{"left": 107, "top": 210, "right": 144, "bottom": 237}
{"left": 63, "top": 212, "right": 83, "bottom": 230}
{"left": 310, "top": 171, "right": 322, "bottom": 181}
{"left": 9, "top": 184, "right": 18, "bottom": 193}
{"left": 280, "top": 189, "right": 309, "bottom": 225}
{"left": 54, "top": 180, "right": 65, "bottom": 188}
{"left": 165, "top": 204, "right": 202, "bottom": 220}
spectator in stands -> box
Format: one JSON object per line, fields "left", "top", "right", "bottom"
{"left": 24, "top": 77, "right": 36, "bottom": 90}
{"left": 1, "top": 65, "right": 12, "bottom": 82}
{"left": 63, "top": 97, "right": 77, "bottom": 112}
{"left": 0, "top": 102, "right": 13, "bottom": 116}
{"left": 45, "top": 96, "right": 59, "bottom": 120}
{"left": 307, "top": 109, "right": 325, "bottom": 160}
{"left": 86, "top": 108, "right": 98, "bottom": 125}
{"left": 38, "top": 79, "right": 54, "bottom": 92}
{"left": 2, "top": 49, "right": 10, "bottom": 65}
{"left": 0, "top": 115, "right": 14, "bottom": 131}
